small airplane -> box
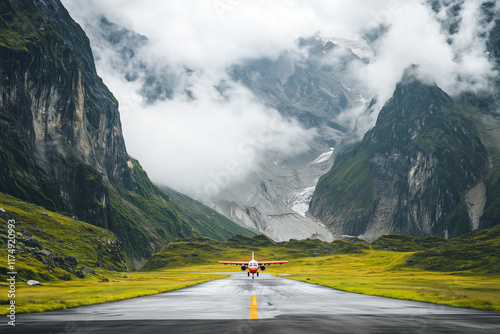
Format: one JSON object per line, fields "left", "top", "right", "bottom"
{"left": 219, "top": 252, "right": 288, "bottom": 279}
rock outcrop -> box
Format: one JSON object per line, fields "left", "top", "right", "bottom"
{"left": 0, "top": 0, "right": 132, "bottom": 223}
{"left": 310, "top": 68, "right": 491, "bottom": 239}
{"left": 0, "top": 0, "right": 251, "bottom": 267}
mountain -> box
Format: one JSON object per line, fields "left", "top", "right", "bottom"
{"left": 46, "top": 1, "right": 500, "bottom": 244}
{"left": 76, "top": 18, "right": 369, "bottom": 241}
{"left": 229, "top": 36, "right": 362, "bottom": 147}
{"left": 0, "top": 0, "right": 251, "bottom": 268}
{"left": 160, "top": 186, "right": 255, "bottom": 239}
{"left": 310, "top": 67, "right": 494, "bottom": 240}
{"left": 204, "top": 36, "right": 368, "bottom": 241}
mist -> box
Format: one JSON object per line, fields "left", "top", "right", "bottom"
{"left": 61, "top": 0, "right": 499, "bottom": 194}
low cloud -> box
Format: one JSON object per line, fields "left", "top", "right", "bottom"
{"left": 119, "top": 76, "right": 316, "bottom": 194}
{"left": 61, "top": 0, "right": 499, "bottom": 193}
{"left": 335, "top": 0, "right": 499, "bottom": 137}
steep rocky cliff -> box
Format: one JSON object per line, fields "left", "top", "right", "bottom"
{"left": 480, "top": 11, "right": 500, "bottom": 230}
{"left": 310, "top": 68, "right": 491, "bottom": 239}
{"left": 0, "top": 0, "right": 133, "bottom": 221}
{"left": 0, "top": 0, "right": 251, "bottom": 268}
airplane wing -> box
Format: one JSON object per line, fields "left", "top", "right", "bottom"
{"left": 259, "top": 260, "right": 289, "bottom": 265}
{"left": 218, "top": 261, "right": 248, "bottom": 265}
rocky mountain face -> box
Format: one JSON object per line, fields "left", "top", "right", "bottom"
{"left": 229, "top": 36, "right": 361, "bottom": 147}
{"left": 78, "top": 20, "right": 368, "bottom": 241}
{"left": 310, "top": 68, "right": 492, "bottom": 239}
{"left": 477, "top": 5, "right": 500, "bottom": 230}
{"left": 0, "top": 0, "right": 251, "bottom": 268}
{"left": 204, "top": 37, "right": 368, "bottom": 241}
{"left": 0, "top": 0, "right": 132, "bottom": 222}
{"left": 51, "top": 1, "right": 500, "bottom": 243}
{"left": 307, "top": 1, "right": 500, "bottom": 240}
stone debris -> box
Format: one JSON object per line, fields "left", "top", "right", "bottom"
{"left": 27, "top": 280, "right": 43, "bottom": 286}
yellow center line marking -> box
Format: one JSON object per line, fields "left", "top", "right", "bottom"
{"left": 250, "top": 295, "right": 258, "bottom": 319}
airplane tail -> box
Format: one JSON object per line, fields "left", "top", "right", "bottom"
{"left": 252, "top": 252, "right": 254, "bottom": 261}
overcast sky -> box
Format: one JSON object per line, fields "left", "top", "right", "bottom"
{"left": 61, "top": 0, "right": 498, "bottom": 194}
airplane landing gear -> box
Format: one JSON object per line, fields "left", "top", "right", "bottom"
{"left": 247, "top": 272, "right": 250, "bottom": 277}
{"left": 257, "top": 272, "right": 259, "bottom": 277}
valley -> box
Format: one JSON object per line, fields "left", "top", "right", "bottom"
{"left": 2, "top": 193, "right": 499, "bottom": 314}
{"left": 1, "top": 1, "right": 500, "bottom": 330}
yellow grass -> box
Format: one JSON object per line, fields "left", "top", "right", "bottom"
{"left": 142, "top": 250, "right": 500, "bottom": 312}
{"left": 281, "top": 251, "right": 500, "bottom": 312}
{"left": 2, "top": 249, "right": 500, "bottom": 314}
{"left": 0, "top": 271, "right": 228, "bottom": 314}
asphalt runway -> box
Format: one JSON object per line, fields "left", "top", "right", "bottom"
{"left": 4, "top": 272, "right": 500, "bottom": 333}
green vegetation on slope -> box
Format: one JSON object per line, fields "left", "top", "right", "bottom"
{"left": 161, "top": 187, "right": 255, "bottom": 240}
{"left": 0, "top": 193, "right": 126, "bottom": 283}
{"left": 141, "top": 234, "right": 370, "bottom": 271}
{"left": 0, "top": 0, "right": 51, "bottom": 51}
{"left": 314, "top": 143, "right": 375, "bottom": 212}
{"left": 371, "top": 234, "right": 449, "bottom": 252}
{"left": 105, "top": 159, "right": 194, "bottom": 266}
{"left": 406, "top": 224, "right": 500, "bottom": 273}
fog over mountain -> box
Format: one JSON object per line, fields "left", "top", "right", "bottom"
{"left": 60, "top": 0, "right": 500, "bottom": 240}
{"left": 61, "top": 0, "right": 497, "bottom": 191}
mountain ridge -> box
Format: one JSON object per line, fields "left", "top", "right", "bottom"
{"left": 310, "top": 68, "right": 492, "bottom": 239}
{"left": 0, "top": 0, "right": 251, "bottom": 268}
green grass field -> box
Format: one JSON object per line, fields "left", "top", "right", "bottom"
{"left": 282, "top": 252, "right": 500, "bottom": 311}
{"left": 2, "top": 193, "right": 500, "bottom": 314}
{"left": 1, "top": 240, "right": 500, "bottom": 314}
{"left": 1, "top": 270, "right": 228, "bottom": 314}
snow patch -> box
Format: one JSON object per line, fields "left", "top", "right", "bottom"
{"left": 291, "top": 149, "right": 336, "bottom": 217}
{"left": 312, "top": 148, "right": 334, "bottom": 165}
{"left": 291, "top": 186, "right": 316, "bottom": 217}
{"left": 320, "top": 32, "right": 374, "bottom": 60}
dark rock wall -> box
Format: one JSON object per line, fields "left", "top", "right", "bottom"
{"left": 310, "top": 70, "right": 491, "bottom": 239}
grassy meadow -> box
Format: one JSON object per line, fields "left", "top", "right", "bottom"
{"left": 1, "top": 271, "right": 228, "bottom": 314}
{"left": 1, "top": 190, "right": 500, "bottom": 314}
{"left": 282, "top": 251, "right": 500, "bottom": 311}
{"left": 4, "top": 245, "right": 499, "bottom": 314}
{"left": 140, "top": 231, "right": 500, "bottom": 312}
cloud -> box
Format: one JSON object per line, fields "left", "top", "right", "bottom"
{"left": 119, "top": 76, "right": 316, "bottom": 194}
{"left": 336, "top": 0, "right": 499, "bottom": 137}
{"left": 60, "top": 0, "right": 499, "bottom": 192}
{"left": 64, "top": 0, "right": 321, "bottom": 71}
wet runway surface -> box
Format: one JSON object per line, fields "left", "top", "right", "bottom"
{"left": 5, "top": 272, "right": 500, "bottom": 333}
